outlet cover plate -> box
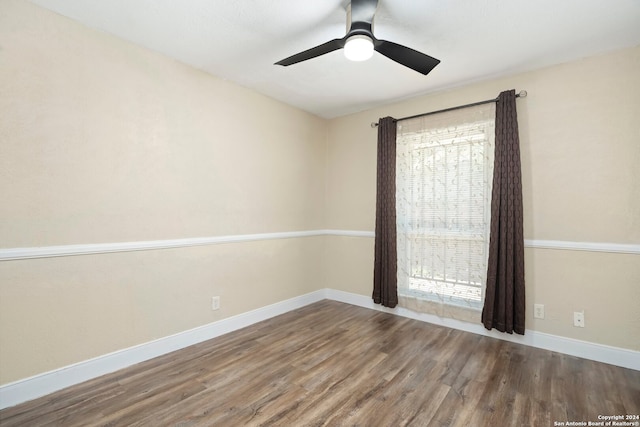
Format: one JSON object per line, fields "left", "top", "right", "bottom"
{"left": 534, "top": 304, "right": 545, "bottom": 319}
{"left": 573, "top": 311, "right": 585, "bottom": 327}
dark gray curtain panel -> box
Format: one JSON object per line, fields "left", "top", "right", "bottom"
{"left": 482, "top": 90, "right": 526, "bottom": 335}
{"left": 373, "top": 116, "right": 398, "bottom": 308}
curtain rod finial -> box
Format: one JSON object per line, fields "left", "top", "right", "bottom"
{"left": 371, "top": 122, "right": 379, "bottom": 128}
{"left": 518, "top": 90, "right": 527, "bottom": 98}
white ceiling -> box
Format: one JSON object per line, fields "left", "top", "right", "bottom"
{"left": 30, "top": 0, "right": 640, "bottom": 119}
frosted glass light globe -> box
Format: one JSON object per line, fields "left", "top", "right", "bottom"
{"left": 344, "top": 35, "right": 374, "bottom": 61}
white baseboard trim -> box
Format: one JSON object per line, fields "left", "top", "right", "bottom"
{"left": 0, "top": 290, "right": 327, "bottom": 410}
{"left": 2, "top": 287, "right": 638, "bottom": 410}
{"left": 325, "top": 289, "right": 640, "bottom": 372}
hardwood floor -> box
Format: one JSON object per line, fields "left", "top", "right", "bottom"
{"left": 1, "top": 300, "right": 639, "bottom": 426}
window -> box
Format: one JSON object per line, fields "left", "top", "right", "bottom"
{"left": 396, "top": 104, "right": 495, "bottom": 311}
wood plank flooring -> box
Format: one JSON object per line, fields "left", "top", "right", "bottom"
{"left": 1, "top": 300, "right": 639, "bottom": 426}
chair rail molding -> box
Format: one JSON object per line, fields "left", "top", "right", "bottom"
{"left": 0, "top": 230, "right": 637, "bottom": 261}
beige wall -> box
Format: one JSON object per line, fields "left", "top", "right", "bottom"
{"left": 1, "top": 0, "right": 638, "bottom": 387}
{"left": 325, "top": 46, "right": 640, "bottom": 351}
{"left": 0, "top": 0, "right": 326, "bottom": 384}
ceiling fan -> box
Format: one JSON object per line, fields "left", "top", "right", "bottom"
{"left": 275, "top": 0, "right": 440, "bottom": 75}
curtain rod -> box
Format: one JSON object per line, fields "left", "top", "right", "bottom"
{"left": 370, "top": 90, "right": 527, "bottom": 128}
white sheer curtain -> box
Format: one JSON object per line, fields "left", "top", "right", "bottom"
{"left": 396, "top": 103, "right": 495, "bottom": 321}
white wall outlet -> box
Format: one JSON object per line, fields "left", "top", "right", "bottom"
{"left": 212, "top": 296, "right": 220, "bottom": 311}
{"left": 534, "top": 304, "right": 545, "bottom": 319}
{"left": 573, "top": 311, "right": 585, "bottom": 327}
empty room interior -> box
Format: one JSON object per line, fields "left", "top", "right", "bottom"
{"left": 1, "top": 0, "right": 639, "bottom": 425}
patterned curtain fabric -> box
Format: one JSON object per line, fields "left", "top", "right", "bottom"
{"left": 395, "top": 104, "right": 496, "bottom": 321}
{"left": 373, "top": 116, "right": 398, "bottom": 308}
{"left": 482, "top": 89, "right": 526, "bottom": 335}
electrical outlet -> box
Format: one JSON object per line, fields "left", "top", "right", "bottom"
{"left": 534, "top": 304, "right": 545, "bottom": 319}
{"left": 573, "top": 311, "right": 584, "bottom": 327}
{"left": 212, "top": 296, "right": 220, "bottom": 311}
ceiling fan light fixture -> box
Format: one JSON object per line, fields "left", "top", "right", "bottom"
{"left": 275, "top": 0, "right": 440, "bottom": 75}
{"left": 344, "top": 35, "right": 374, "bottom": 61}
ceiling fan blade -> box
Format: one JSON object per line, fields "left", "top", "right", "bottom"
{"left": 374, "top": 39, "right": 440, "bottom": 75}
{"left": 275, "top": 38, "right": 346, "bottom": 66}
